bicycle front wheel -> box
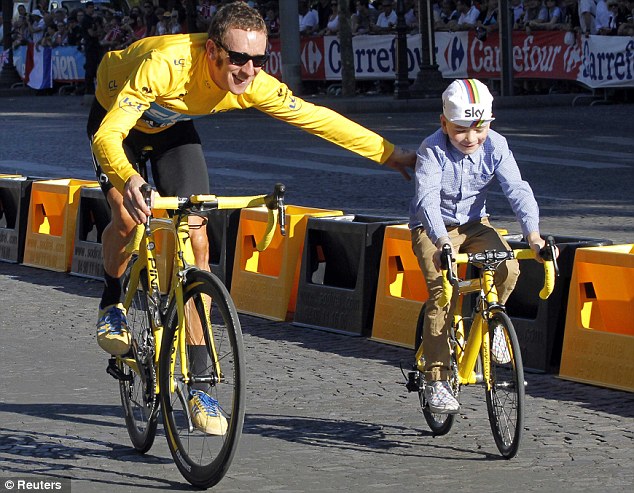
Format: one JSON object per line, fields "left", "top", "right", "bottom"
{"left": 485, "top": 311, "right": 525, "bottom": 459}
{"left": 160, "top": 269, "right": 245, "bottom": 489}
{"left": 119, "top": 258, "right": 159, "bottom": 453}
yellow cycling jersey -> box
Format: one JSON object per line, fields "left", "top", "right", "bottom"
{"left": 92, "top": 33, "right": 395, "bottom": 193}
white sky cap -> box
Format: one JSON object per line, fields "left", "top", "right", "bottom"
{"left": 442, "top": 79, "right": 495, "bottom": 127}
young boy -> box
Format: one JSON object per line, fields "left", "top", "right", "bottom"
{"left": 409, "top": 79, "right": 547, "bottom": 414}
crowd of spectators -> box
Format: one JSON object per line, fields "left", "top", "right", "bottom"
{"left": 306, "top": 0, "right": 634, "bottom": 37}
{"left": 8, "top": 1, "right": 189, "bottom": 51}
{"left": 5, "top": 0, "right": 633, "bottom": 52}
{"left": 297, "top": 0, "right": 419, "bottom": 36}
{"left": 431, "top": 0, "right": 634, "bottom": 37}
{"left": 2, "top": 1, "right": 631, "bottom": 98}
{"left": 295, "top": 0, "right": 634, "bottom": 38}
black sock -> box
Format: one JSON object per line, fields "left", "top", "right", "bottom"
{"left": 189, "top": 345, "right": 209, "bottom": 392}
{"left": 100, "top": 272, "right": 123, "bottom": 309}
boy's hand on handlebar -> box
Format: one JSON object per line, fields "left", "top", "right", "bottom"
{"left": 527, "top": 232, "right": 559, "bottom": 264}
{"left": 526, "top": 232, "right": 546, "bottom": 263}
{"left": 383, "top": 147, "right": 416, "bottom": 181}
{"left": 123, "top": 174, "right": 154, "bottom": 224}
{"left": 433, "top": 237, "right": 456, "bottom": 272}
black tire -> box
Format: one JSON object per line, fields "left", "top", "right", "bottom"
{"left": 119, "top": 257, "right": 159, "bottom": 453}
{"left": 416, "top": 303, "right": 457, "bottom": 435}
{"left": 485, "top": 311, "right": 525, "bottom": 459}
{"left": 159, "top": 269, "right": 245, "bottom": 489}
{"left": 421, "top": 391, "right": 456, "bottom": 436}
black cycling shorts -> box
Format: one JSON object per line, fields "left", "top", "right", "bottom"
{"left": 87, "top": 99, "right": 210, "bottom": 197}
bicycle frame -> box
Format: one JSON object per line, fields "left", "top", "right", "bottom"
{"left": 120, "top": 214, "right": 193, "bottom": 397}
{"left": 409, "top": 237, "right": 558, "bottom": 458}
{"left": 414, "top": 268, "right": 495, "bottom": 389}
{"left": 414, "top": 245, "right": 557, "bottom": 391}
{"left": 118, "top": 186, "right": 286, "bottom": 398}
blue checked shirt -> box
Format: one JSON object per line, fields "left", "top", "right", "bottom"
{"left": 409, "top": 127, "right": 540, "bottom": 245}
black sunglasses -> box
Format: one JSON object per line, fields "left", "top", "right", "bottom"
{"left": 215, "top": 39, "right": 270, "bottom": 68}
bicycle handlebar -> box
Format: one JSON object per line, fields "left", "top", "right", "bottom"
{"left": 438, "top": 235, "right": 559, "bottom": 308}
{"left": 540, "top": 235, "right": 559, "bottom": 299}
{"left": 438, "top": 244, "right": 454, "bottom": 308}
{"left": 134, "top": 183, "right": 286, "bottom": 253}
{"left": 257, "top": 183, "right": 286, "bottom": 250}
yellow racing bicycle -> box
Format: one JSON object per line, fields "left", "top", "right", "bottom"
{"left": 405, "top": 237, "right": 558, "bottom": 458}
{"left": 106, "top": 181, "right": 285, "bottom": 488}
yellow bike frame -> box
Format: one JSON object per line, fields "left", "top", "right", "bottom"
{"left": 118, "top": 192, "right": 282, "bottom": 397}
{"left": 119, "top": 215, "right": 192, "bottom": 396}
{"left": 414, "top": 248, "right": 555, "bottom": 390}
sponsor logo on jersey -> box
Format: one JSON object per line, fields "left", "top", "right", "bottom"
{"left": 288, "top": 95, "right": 302, "bottom": 111}
{"left": 140, "top": 101, "right": 206, "bottom": 127}
{"left": 118, "top": 97, "right": 144, "bottom": 113}
{"left": 277, "top": 87, "right": 302, "bottom": 111}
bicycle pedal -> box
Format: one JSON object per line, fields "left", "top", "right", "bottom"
{"left": 405, "top": 371, "right": 421, "bottom": 393}
{"left": 106, "top": 358, "right": 133, "bottom": 382}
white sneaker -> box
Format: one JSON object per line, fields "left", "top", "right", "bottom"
{"left": 491, "top": 324, "right": 512, "bottom": 364}
{"left": 424, "top": 380, "right": 460, "bottom": 414}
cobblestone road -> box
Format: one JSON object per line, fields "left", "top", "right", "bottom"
{"left": 0, "top": 262, "right": 633, "bottom": 492}
{"left": 0, "top": 93, "right": 633, "bottom": 492}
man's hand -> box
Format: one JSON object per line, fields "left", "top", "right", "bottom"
{"left": 383, "top": 147, "right": 416, "bottom": 181}
{"left": 123, "top": 174, "right": 153, "bottom": 224}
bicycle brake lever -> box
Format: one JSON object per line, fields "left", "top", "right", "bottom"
{"left": 140, "top": 183, "right": 153, "bottom": 235}
{"left": 540, "top": 235, "right": 560, "bottom": 277}
{"left": 441, "top": 244, "right": 455, "bottom": 282}
{"left": 275, "top": 183, "right": 286, "bottom": 236}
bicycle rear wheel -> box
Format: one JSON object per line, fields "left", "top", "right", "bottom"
{"left": 485, "top": 311, "right": 525, "bottom": 459}
{"left": 119, "top": 258, "right": 159, "bottom": 453}
{"left": 415, "top": 304, "right": 457, "bottom": 435}
{"left": 420, "top": 384, "right": 457, "bottom": 435}
{"left": 160, "top": 269, "right": 245, "bottom": 489}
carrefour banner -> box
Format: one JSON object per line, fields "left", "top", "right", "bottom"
{"left": 434, "top": 31, "right": 634, "bottom": 88}
{"left": 434, "top": 31, "right": 579, "bottom": 80}
{"left": 266, "top": 32, "right": 633, "bottom": 89}
{"left": 13, "top": 34, "right": 633, "bottom": 89}
{"left": 576, "top": 36, "right": 634, "bottom": 88}
{"left": 267, "top": 34, "right": 425, "bottom": 81}
{"left": 322, "top": 34, "right": 424, "bottom": 80}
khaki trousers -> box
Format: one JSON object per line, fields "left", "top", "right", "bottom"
{"left": 411, "top": 218, "right": 520, "bottom": 381}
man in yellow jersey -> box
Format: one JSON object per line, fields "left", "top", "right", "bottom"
{"left": 88, "top": 2, "right": 415, "bottom": 434}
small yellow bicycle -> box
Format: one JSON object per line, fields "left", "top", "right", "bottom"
{"left": 405, "top": 237, "right": 558, "bottom": 458}
{"left": 106, "top": 179, "right": 285, "bottom": 488}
